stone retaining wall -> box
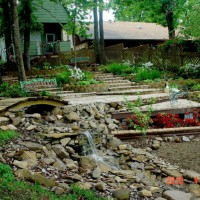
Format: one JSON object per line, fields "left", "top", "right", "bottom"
{"left": 64, "top": 83, "right": 109, "bottom": 92}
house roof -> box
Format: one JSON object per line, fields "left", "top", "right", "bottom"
{"left": 87, "top": 21, "right": 169, "bottom": 40}
{"left": 33, "top": 0, "right": 67, "bottom": 23}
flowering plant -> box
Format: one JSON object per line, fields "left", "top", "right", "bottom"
{"left": 153, "top": 111, "right": 200, "bottom": 128}
{"left": 126, "top": 114, "right": 153, "bottom": 130}
{"left": 142, "top": 62, "right": 153, "bottom": 69}
{"left": 69, "top": 66, "right": 85, "bottom": 84}
{"left": 125, "top": 97, "right": 155, "bottom": 135}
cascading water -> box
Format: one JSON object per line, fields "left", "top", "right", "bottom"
{"left": 82, "top": 131, "right": 120, "bottom": 169}
{"left": 82, "top": 131, "right": 103, "bottom": 162}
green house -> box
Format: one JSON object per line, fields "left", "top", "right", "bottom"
{"left": 27, "top": 0, "right": 72, "bottom": 57}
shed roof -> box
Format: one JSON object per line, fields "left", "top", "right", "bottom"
{"left": 87, "top": 21, "right": 169, "bottom": 40}
{"left": 33, "top": 0, "right": 67, "bottom": 23}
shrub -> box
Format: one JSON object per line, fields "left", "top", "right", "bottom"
{"left": 192, "top": 84, "right": 200, "bottom": 91}
{"left": 153, "top": 112, "right": 200, "bottom": 128}
{"left": 104, "top": 63, "right": 130, "bottom": 75}
{"left": 185, "top": 79, "right": 198, "bottom": 89}
{"left": 134, "top": 68, "right": 162, "bottom": 82}
{"left": 0, "top": 83, "right": 26, "bottom": 98}
{"left": 178, "top": 63, "right": 200, "bottom": 79}
{"left": 56, "top": 69, "right": 71, "bottom": 86}
{"left": 125, "top": 97, "right": 154, "bottom": 135}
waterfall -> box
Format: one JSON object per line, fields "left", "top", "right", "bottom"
{"left": 82, "top": 131, "right": 120, "bottom": 169}
{"left": 83, "top": 131, "right": 103, "bottom": 162}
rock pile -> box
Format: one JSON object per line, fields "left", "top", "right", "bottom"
{"left": 0, "top": 103, "right": 199, "bottom": 200}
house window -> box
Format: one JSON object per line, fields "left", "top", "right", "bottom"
{"left": 46, "top": 34, "right": 55, "bottom": 43}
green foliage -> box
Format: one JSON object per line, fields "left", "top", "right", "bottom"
{"left": 125, "top": 97, "right": 155, "bottom": 135}
{"left": 179, "top": 0, "right": 200, "bottom": 51}
{"left": 109, "top": 0, "right": 186, "bottom": 36}
{"left": 77, "top": 79, "right": 103, "bottom": 85}
{"left": 104, "top": 63, "right": 134, "bottom": 75}
{"left": 63, "top": 0, "right": 93, "bottom": 38}
{"left": 39, "top": 90, "right": 52, "bottom": 96}
{"left": 192, "top": 84, "right": 200, "bottom": 91}
{"left": 0, "top": 82, "right": 26, "bottom": 97}
{"left": 56, "top": 68, "right": 71, "bottom": 86}
{"left": 185, "top": 79, "right": 198, "bottom": 89}
{"left": 0, "top": 130, "right": 19, "bottom": 146}
{"left": 177, "top": 64, "right": 200, "bottom": 79}
{"left": 134, "top": 68, "right": 162, "bottom": 82}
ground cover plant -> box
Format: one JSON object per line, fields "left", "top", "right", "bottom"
{"left": 104, "top": 62, "right": 162, "bottom": 82}
{"left": 0, "top": 130, "right": 19, "bottom": 146}
{"left": 0, "top": 82, "right": 26, "bottom": 98}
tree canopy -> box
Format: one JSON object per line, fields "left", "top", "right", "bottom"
{"left": 109, "top": 0, "right": 187, "bottom": 38}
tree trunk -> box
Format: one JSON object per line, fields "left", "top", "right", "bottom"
{"left": 10, "top": 0, "right": 26, "bottom": 81}
{"left": 99, "top": 0, "right": 104, "bottom": 64}
{"left": 162, "top": 0, "right": 175, "bottom": 39}
{"left": 2, "top": 0, "right": 13, "bottom": 70}
{"left": 23, "top": 0, "right": 31, "bottom": 71}
{"left": 166, "top": 11, "right": 175, "bottom": 39}
{"left": 93, "top": 0, "right": 100, "bottom": 64}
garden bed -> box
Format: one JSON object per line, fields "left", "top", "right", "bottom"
{"left": 63, "top": 83, "right": 109, "bottom": 92}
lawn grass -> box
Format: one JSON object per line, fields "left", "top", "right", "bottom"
{"left": 0, "top": 130, "right": 19, "bottom": 146}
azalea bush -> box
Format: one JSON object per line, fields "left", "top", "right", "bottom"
{"left": 153, "top": 112, "right": 200, "bottom": 128}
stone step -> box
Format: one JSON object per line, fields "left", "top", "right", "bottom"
{"left": 58, "top": 92, "right": 97, "bottom": 98}
{"left": 99, "top": 77, "right": 124, "bottom": 81}
{"left": 51, "top": 90, "right": 74, "bottom": 94}
{"left": 109, "top": 85, "right": 149, "bottom": 91}
{"left": 109, "top": 82, "right": 133, "bottom": 87}
{"left": 104, "top": 80, "right": 130, "bottom": 84}
{"left": 94, "top": 74, "right": 114, "bottom": 78}
{"left": 97, "top": 88, "right": 163, "bottom": 95}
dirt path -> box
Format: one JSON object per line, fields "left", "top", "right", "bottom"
{"left": 154, "top": 142, "right": 200, "bottom": 173}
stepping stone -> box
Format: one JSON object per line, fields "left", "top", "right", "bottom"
{"left": 109, "top": 85, "right": 149, "bottom": 91}
{"left": 163, "top": 190, "right": 192, "bottom": 200}
{"left": 104, "top": 80, "right": 131, "bottom": 83}
{"left": 97, "top": 88, "right": 162, "bottom": 95}
{"left": 109, "top": 82, "right": 133, "bottom": 87}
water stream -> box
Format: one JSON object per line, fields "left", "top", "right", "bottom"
{"left": 83, "top": 131, "right": 120, "bottom": 169}
{"left": 83, "top": 131, "right": 104, "bottom": 162}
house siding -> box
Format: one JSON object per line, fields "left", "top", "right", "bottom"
{"left": 60, "top": 41, "right": 71, "bottom": 52}
{"left": 33, "top": 0, "right": 67, "bottom": 23}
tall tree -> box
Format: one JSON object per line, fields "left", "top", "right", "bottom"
{"left": 19, "top": 0, "right": 32, "bottom": 71}
{"left": 109, "top": 0, "right": 187, "bottom": 39}
{"left": 10, "top": 0, "right": 26, "bottom": 81}
{"left": 93, "top": 0, "right": 100, "bottom": 63}
{"left": 99, "top": 0, "right": 105, "bottom": 64}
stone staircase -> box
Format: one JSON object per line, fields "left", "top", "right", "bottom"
{"left": 94, "top": 72, "right": 163, "bottom": 95}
